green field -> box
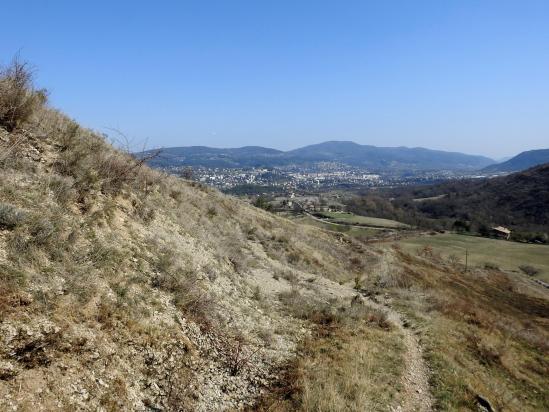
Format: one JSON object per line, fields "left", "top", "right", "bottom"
{"left": 318, "top": 212, "right": 410, "bottom": 229}
{"left": 399, "top": 233, "right": 549, "bottom": 282}
{"left": 288, "top": 215, "right": 382, "bottom": 237}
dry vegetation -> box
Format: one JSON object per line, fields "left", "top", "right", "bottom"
{"left": 1, "top": 59, "right": 547, "bottom": 411}
{"left": 0, "top": 60, "right": 400, "bottom": 411}
{"left": 253, "top": 302, "right": 404, "bottom": 412}
{"left": 385, "top": 246, "right": 549, "bottom": 411}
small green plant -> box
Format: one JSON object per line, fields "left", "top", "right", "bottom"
{"left": 206, "top": 206, "right": 217, "bottom": 218}
{"left": 252, "top": 285, "right": 262, "bottom": 301}
{"left": 354, "top": 275, "right": 362, "bottom": 291}
{"left": 484, "top": 262, "right": 499, "bottom": 270}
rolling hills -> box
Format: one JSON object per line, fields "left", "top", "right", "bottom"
{"left": 347, "top": 163, "right": 549, "bottom": 237}
{"left": 482, "top": 149, "right": 549, "bottom": 173}
{"left": 143, "top": 141, "right": 495, "bottom": 171}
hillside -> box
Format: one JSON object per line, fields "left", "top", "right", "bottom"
{"left": 348, "top": 164, "right": 549, "bottom": 238}
{"left": 482, "top": 149, "right": 549, "bottom": 173}
{"left": 1, "top": 63, "right": 548, "bottom": 411}
{"left": 146, "top": 146, "right": 285, "bottom": 168}
{"left": 143, "top": 141, "right": 494, "bottom": 171}
{"left": 285, "top": 141, "right": 494, "bottom": 170}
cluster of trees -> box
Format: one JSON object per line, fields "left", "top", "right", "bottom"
{"left": 345, "top": 165, "right": 549, "bottom": 244}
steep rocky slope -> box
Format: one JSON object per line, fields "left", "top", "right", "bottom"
{"left": 0, "top": 106, "right": 389, "bottom": 410}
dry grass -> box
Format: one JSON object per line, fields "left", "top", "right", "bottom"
{"left": 251, "top": 291, "right": 402, "bottom": 411}
{"left": 391, "top": 246, "right": 549, "bottom": 411}
{"left": 254, "top": 312, "right": 404, "bottom": 412}
{"left": 0, "top": 65, "right": 395, "bottom": 410}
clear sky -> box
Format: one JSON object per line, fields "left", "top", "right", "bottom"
{"left": 2, "top": 1, "right": 548, "bottom": 158}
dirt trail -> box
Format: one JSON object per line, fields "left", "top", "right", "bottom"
{"left": 251, "top": 245, "right": 434, "bottom": 411}
{"left": 371, "top": 250, "right": 434, "bottom": 412}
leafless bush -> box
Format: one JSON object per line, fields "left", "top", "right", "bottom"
{"left": 142, "top": 341, "right": 194, "bottom": 411}
{"left": 417, "top": 245, "right": 434, "bottom": 258}
{"left": 447, "top": 254, "right": 461, "bottom": 266}
{"left": 467, "top": 333, "right": 503, "bottom": 366}
{"left": 484, "top": 262, "right": 499, "bottom": 271}
{"left": 278, "top": 269, "right": 298, "bottom": 284}
{"left": 0, "top": 263, "right": 27, "bottom": 317}
{"left": 221, "top": 333, "right": 260, "bottom": 376}
{"left": 0, "top": 58, "right": 47, "bottom": 131}
{"left": 519, "top": 265, "right": 539, "bottom": 276}
{"left": 0, "top": 202, "right": 25, "bottom": 229}
{"left": 46, "top": 175, "right": 76, "bottom": 205}
{"left": 152, "top": 268, "right": 216, "bottom": 327}
{"left": 52, "top": 123, "right": 162, "bottom": 200}
{"left": 252, "top": 285, "right": 262, "bottom": 301}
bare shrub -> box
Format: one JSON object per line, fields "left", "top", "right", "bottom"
{"left": 447, "top": 254, "right": 461, "bottom": 266}
{"left": 206, "top": 206, "right": 217, "bottom": 219}
{"left": 0, "top": 58, "right": 47, "bottom": 131}
{"left": 467, "top": 333, "right": 503, "bottom": 366}
{"left": 252, "top": 285, "right": 262, "bottom": 301}
{"left": 152, "top": 269, "right": 215, "bottom": 327}
{"left": 484, "top": 262, "right": 499, "bottom": 271}
{"left": 278, "top": 269, "right": 298, "bottom": 284}
{"left": 221, "top": 333, "right": 259, "bottom": 376}
{"left": 349, "top": 256, "right": 364, "bottom": 271}
{"left": 0, "top": 263, "right": 27, "bottom": 318}
{"left": 417, "top": 245, "right": 434, "bottom": 258}
{"left": 142, "top": 340, "right": 194, "bottom": 411}
{"left": 0, "top": 202, "right": 25, "bottom": 229}
{"left": 46, "top": 175, "right": 76, "bottom": 205}
{"left": 257, "top": 328, "right": 274, "bottom": 346}
{"left": 518, "top": 265, "right": 539, "bottom": 276}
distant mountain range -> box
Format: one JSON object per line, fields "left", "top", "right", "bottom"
{"left": 142, "top": 141, "right": 495, "bottom": 171}
{"left": 482, "top": 149, "right": 549, "bottom": 173}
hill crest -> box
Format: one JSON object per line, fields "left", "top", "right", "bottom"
{"left": 482, "top": 148, "right": 549, "bottom": 173}
{"left": 143, "top": 140, "right": 495, "bottom": 171}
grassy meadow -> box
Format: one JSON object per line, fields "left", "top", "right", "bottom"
{"left": 399, "top": 233, "right": 549, "bottom": 282}
{"left": 291, "top": 215, "right": 385, "bottom": 236}
{"left": 317, "top": 211, "right": 410, "bottom": 229}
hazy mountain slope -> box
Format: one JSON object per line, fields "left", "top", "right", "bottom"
{"left": 143, "top": 141, "right": 495, "bottom": 171}
{"left": 147, "top": 145, "right": 285, "bottom": 168}
{"left": 482, "top": 149, "right": 549, "bottom": 173}
{"left": 285, "top": 141, "right": 494, "bottom": 170}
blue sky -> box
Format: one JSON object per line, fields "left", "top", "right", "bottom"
{"left": 2, "top": 1, "right": 548, "bottom": 158}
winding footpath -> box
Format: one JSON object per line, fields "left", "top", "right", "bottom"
{"left": 368, "top": 251, "right": 434, "bottom": 412}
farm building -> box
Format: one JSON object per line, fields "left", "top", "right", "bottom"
{"left": 491, "top": 226, "right": 511, "bottom": 240}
